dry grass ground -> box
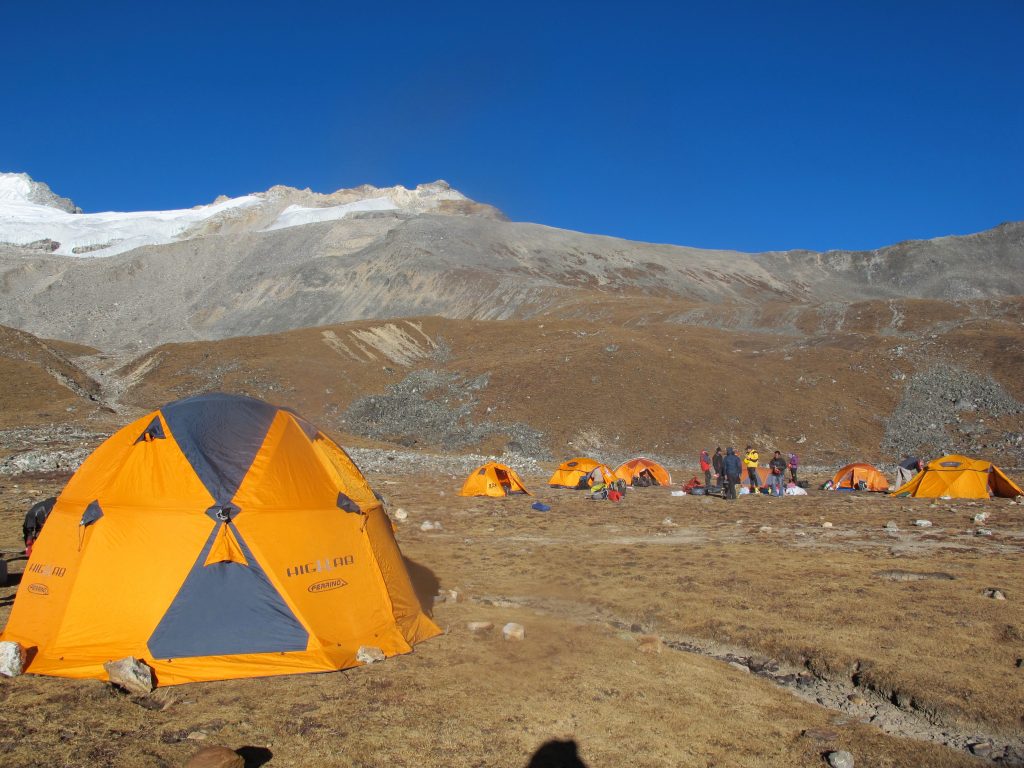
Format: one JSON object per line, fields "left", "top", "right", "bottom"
{"left": 2, "top": 469, "right": 1021, "bottom": 768}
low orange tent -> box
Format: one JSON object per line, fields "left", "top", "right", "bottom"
{"left": 459, "top": 462, "right": 531, "bottom": 497}
{"left": 614, "top": 457, "right": 672, "bottom": 487}
{"left": 831, "top": 463, "right": 889, "bottom": 492}
{"left": 740, "top": 466, "right": 771, "bottom": 488}
{"left": 0, "top": 393, "right": 439, "bottom": 686}
{"left": 890, "top": 454, "right": 1023, "bottom": 499}
{"left": 548, "top": 457, "right": 615, "bottom": 489}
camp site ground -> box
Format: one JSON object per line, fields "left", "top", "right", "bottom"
{"left": 1, "top": 460, "right": 1023, "bottom": 768}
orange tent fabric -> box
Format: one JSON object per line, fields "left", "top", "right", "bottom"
{"left": 548, "top": 457, "right": 615, "bottom": 489}
{"left": 0, "top": 393, "right": 439, "bottom": 686}
{"left": 890, "top": 454, "right": 1023, "bottom": 499}
{"left": 613, "top": 457, "right": 672, "bottom": 486}
{"left": 740, "top": 466, "right": 771, "bottom": 488}
{"left": 459, "top": 462, "right": 531, "bottom": 497}
{"left": 831, "top": 463, "right": 889, "bottom": 492}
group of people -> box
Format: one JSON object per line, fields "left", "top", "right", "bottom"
{"left": 699, "top": 446, "right": 799, "bottom": 500}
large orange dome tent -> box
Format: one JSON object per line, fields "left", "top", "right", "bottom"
{"left": 0, "top": 393, "right": 439, "bottom": 686}
{"left": 890, "top": 454, "right": 1023, "bottom": 499}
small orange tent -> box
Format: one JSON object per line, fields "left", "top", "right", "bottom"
{"left": 459, "top": 462, "right": 531, "bottom": 497}
{"left": 890, "top": 454, "right": 1023, "bottom": 499}
{"left": 614, "top": 457, "right": 672, "bottom": 487}
{"left": 740, "top": 466, "right": 771, "bottom": 488}
{"left": 548, "top": 457, "right": 615, "bottom": 489}
{"left": 0, "top": 393, "right": 439, "bottom": 686}
{"left": 831, "top": 463, "right": 889, "bottom": 492}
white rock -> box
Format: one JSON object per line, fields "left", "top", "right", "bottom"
{"left": 432, "top": 520, "right": 444, "bottom": 530}
{"left": 827, "top": 751, "right": 854, "bottom": 768}
{"left": 822, "top": 522, "right": 833, "bottom": 528}
{"left": 103, "top": 656, "right": 154, "bottom": 696}
{"left": 502, "top": 622, "right": 526, "bottom": 641}
{"left": 759, "top": 525, "right": 772, "bottom": 533}
{"left": 356, "top": 645, "right": 386, "bottom": 663}
{"left": 419, "top": 521, "right": 435, "bottom": 531}
{"left": 975, "top": 528, "right": 993, "bottom": 537}
{"left": 0, "top": 641, "right": 26, "bottom": 677}
{"left": 661, "top": 517, "right": 675, "bottom": 526}
{"left": 884, "top": 521, "right": 899, "bottom": 531}
{"left": 913, "top": 520, "right": 932, "bottom": 527}
{"left": 393, "top": 507, "right": 408, "bottom": 521}
{"left": 466, "top": 621, "right": 493, "bottom": 632}
{"left": 973, "top": 512, "right": 989, "bottom": 523}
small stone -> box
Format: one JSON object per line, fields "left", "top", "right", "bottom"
{"left": 822, "top": 522, "right": 833, "bottom": 528}
{"left": 847, "top": 693, "right": 866, "bottom": 705}
{"left": 661, "top": 517, "right": 675, "bottom": 526}
{"left": 502, "top": 622, "right": 526, "bottom": 641}
{"left": 432, "top": 520, "right": 444, "bottom": 530}
{"left": 759, "top": 525, "right": 772, "bottom": 533}
{"left": 827, "top": 750, "right": 854, "bottom": 768}
{"left": 186, "top": 731, "right": 208, "bottom": 741}
{"left": 636, "top": 635, "right": 662, "bottom": 654}
{"left": 913, "top": 519, "right": 932, "bottom": 527}
{"left": 801, "top": 728, "right": 839, "bottom": 742}
{"left": 184, "top": 746, "right": 244, "bottom": 768}
{"left": 983, "top": 588, "right": 1007, "bottom": 600}
{"left": 884, "top": 521, "right": 899, "bottom": 531}
{"left": 973, "top": 512, "right": 989, "bottom": 523}
{"left": 727, "top": 661, "right": 750, "bottom": 673}
{"left": 356, "top": 646, "right": 386, "bottom": 664}
{"left": 103, "top": 656, "right": 154, "bottom": 696}
{"left": 747, "top": 655, "right": 778, "bottom": 672}
{"left": 446, "top": 589, "right": 461, "bottom": 602}
{"left": 0, "top": 641, "right": 26, "bottom": 677}
{"left": 419, "top": 521, "right": 435, "bottom": 531}
{"left": 392, "top": 507, "right": 408, "bottom": 521}
{"left": 466, "top": 621, "right": 493, "bottom": 632}
{"left": 975, "top": 528, "right": 993, "bottom": 536}
{"left": 969, "top": 741, "right": 993, "bottom": 757}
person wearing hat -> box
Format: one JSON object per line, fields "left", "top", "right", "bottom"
{"left": 711, "top": 447, "right": 724, "bottom": 491}
{"left": 743, "top": 445, "right": 760, "bottom": 494}
{"left": 723, "top": 447, "right": 742, "bottom": 499}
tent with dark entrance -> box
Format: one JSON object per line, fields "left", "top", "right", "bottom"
{"left": 548, "top": 457, "right": 615, "bottom": 489}
{"left": 459, "top": 462, "right": 531, "bottom": 497}
{"left": 890, "top": 454, "right": 1023, "bottom": 499}
{"left": 0, "top": 393, "right": 439, "bottom": 686}
{"left": 830, "top": 463, "right": 889, "bottom": 492}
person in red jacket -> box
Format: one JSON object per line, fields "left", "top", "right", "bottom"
{"left": 700, "top": 450, "right": 712, "bottom": 489}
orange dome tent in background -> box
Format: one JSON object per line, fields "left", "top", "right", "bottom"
{"left": 830, "top": 463, "right": 889, "bottom": 492}
{"left": 548, "top": 457, "right": 615, "bottom": 489}
{"left": 459, "top": 462, "right": 531, "bottom": 497}
{"left": 890, "top": 454, "right": 1023, "bottom": 499}
{"left": 613, "top": 457, "right": 672, "bottom": 487}
{"left": 0, "top": 393, "right": 439, "bottom": 686}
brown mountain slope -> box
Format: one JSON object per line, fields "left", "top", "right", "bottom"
{"left": 109, "top": 300, "right": 1024, "bottom": 466}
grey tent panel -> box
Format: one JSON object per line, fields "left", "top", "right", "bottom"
{"left": 133, "top": 415, "right": 166, "bottom": 444}
{"left": 336, "top": 492, "right": 360, "bottom": 513}
{"left": 161, "top": 393, "right": 278, "bottom": 506}
{"left": 148, "top": 522, "right": 308, "bottom": 659}
{"left": 80, "top": 500, "right": 103, "bottom": 527}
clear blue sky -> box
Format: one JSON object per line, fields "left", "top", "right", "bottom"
{"left": 2, "top": 1, "right": 1021, "bottom": 252}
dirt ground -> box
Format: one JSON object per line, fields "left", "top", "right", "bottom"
{"left": 1, "top": 468, "right": 1022, "bottom": 768}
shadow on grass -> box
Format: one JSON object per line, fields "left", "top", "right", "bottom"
{"left": 402, "top": 556, "right": 440, "bottom": 617}
{"left": 527, "top": 739, "right": 589, "bottom": 768}
{"left": 237, "top": 745, "right": 273, "bottom": 767}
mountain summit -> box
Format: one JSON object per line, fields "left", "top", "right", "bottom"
{"left": 0, "top": 173, "right": 503, "bottom": 258}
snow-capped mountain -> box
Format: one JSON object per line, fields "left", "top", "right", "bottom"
{"left": 0, "top": 172, "right": 498, "bottom": 258}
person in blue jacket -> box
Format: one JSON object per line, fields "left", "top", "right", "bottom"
{"left": 723, "top": 447, "right": 743, "bottom": 500}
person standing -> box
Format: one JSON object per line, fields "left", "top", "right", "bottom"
{"left": 700, "top": 450, "right": 712, "bottom": 489}
{"left": 768, "top": 450, "right": 787, "bottom": 496}
{"left": 743, "top": 445, "right": 761, "bottom": 494}
{"left": 712, "top": 447, "right": 724, "bottom": 490}
{"left": 896, "top": 454, "right": 923, "bottom": 488}
{"left": 788, "top": 452, "right": 799, "bottom": 485}
{"left": 723, "top": 447, "right": 743, "bottom": 500}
